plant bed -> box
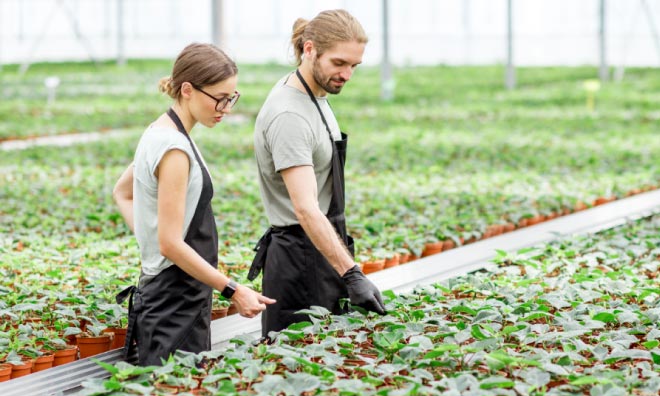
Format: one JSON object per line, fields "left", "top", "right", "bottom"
{"left": 80, "top": 214, "right": 660, "bottom": 395}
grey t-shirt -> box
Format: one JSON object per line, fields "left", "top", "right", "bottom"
{"left": 254, "top": 73, "right": 341, "bottom": 227}
{"left": 133, "top": 126, "right": 206, "bottom": 276}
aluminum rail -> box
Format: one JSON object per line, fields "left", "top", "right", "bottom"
{"left": 1, "top": 189, "right": 658, "bottom": 396}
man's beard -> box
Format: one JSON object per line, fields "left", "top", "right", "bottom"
{"left": 312, "top": 57, "right": 346, "bottom": 95}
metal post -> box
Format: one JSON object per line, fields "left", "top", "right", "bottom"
{"left": 640, "top": 0, "right": 660, "bottom": 63}
{"left": 0, "top": 0, "right": 3, "bottom": 72}
{"left": 505, "top": 0, "right": 516, "bottom": 90}
{"left": 463, "top": 0, "right": 471, "bottom": 64}
{"left": 381, "top": 0, "right": 394, "bottom": 101}
{"left": 599, "top": 0, "right": 608, "bottom": 81}
{"left": 211, "top": 0, "right": 225, "bottom": 48}
{"left": 117, "top": 0, "right": 125, "bottom": 66}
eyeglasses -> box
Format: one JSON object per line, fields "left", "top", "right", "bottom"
{"left": 192, "top": 84, "right": 240, "bottom": 112}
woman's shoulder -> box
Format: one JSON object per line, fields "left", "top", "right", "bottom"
{"left": 139, "top": 125, "right": 189, "bottom": 147}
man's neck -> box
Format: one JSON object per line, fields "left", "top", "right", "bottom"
{"left": 289, "top": 65, "right": 326, "bottom": 97}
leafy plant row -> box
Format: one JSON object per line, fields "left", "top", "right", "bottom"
{"left": 79, "top": 213, "right": 660, "bottom": 395}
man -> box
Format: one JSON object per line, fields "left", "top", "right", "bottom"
{"left": 249, "top": 9, "right": 386, "bottom": 338}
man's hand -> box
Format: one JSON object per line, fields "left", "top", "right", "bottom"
{"left": 342, "top": 265, "right": 386, "bottom": 315}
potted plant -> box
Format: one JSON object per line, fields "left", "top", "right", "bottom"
{"left": 75, "top": 319, "right": 113, "bottom": 359}
{"left": 97, "top": 303, "right": 128, "bottom": 350}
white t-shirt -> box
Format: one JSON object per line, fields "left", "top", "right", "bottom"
{"left": 132, "top": 126, "right": 206, "bottom": 276}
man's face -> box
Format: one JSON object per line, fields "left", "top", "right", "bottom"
{"left": 311, "top": 41, "right": 365, "bottom": 95}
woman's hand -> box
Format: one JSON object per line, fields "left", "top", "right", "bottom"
{"left": 231, "top": 285, "right": 276, "bottom": 318}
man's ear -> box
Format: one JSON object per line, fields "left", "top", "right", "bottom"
{"left": 303, "top": 40, "right": 316, "bottom": 60}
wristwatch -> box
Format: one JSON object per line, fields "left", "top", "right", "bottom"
{"left": 221, "top": 280, "right": 238, "bottom": 299}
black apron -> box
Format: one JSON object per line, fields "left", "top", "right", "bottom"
{"left": 116, "top": 109, "right": 218, "bottom": 366}
{"left": 248, "top": 70, "right": 354, "bottom": 337}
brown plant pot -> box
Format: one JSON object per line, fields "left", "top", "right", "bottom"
{"left": 593, "top": 196, "right": 615, "bottom": 206}
{"left": 53, "top": 345, "right": 78, "bottom": 367}
{"left": 574, "top": 201, "right": 588, "bottom": 211}
{"left": 361, "top": 259, "right": 385, "bottom": 274}
{"left": 383, "top": 253, "right": 400, "bottom": 268}
{"left": 398, "top": 253, "right": 410, "bottom": 264}
{"left": 0, "top": 363, "right": 12, "bottom": 382}
{"left": 211, "top": 307, "right": 229, "bottom": 320}
{"left": 502, "top": 223, "right": 516, "bottom": 233}
{"left": 10, "top": 359, "right": 33, "bottom": 379}
{"left": 104, "top": 327, "right": 127, "bottom": 350}
{"left": 421, "top": 242, "right": 443, "bottom": 257}
{"left": 408, "top": 254, "right": 419, "bottom": 263}
{"left": 442, "top": 239, "right": 456, "bottom": 251}
{"left": 32, "top": 353, "right": 55, "bottom": 373}
{"left": 76, "top": 333, "right": 113, "bottom": 359}
{"left": 154, "top": 382, "right": 183, "bottom": 394}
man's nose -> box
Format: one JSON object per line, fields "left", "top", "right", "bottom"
{"left": 339, "top": 66, "right": 353, "bottom": 81}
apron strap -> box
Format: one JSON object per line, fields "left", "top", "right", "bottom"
{"left": 295, "top": 69, "right": 335, "bottom": 143}
{"left": 116, "top": 285, "right": 138, "bottom": 359}
{"left": 247, "top": 228, "right": 273, "bottom": 281}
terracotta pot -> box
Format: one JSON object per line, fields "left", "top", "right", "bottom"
{"left": 154, "top": 382, "right": 182, "bottom": 394}
{"left": 574, "top": 201, "right": 588, "bottom": 211}
{"left": 10, "top": 359, "right": 33, "bottom": 379}
{"left": 398, "top": 253, "right": 410, "bottom": 264}
{"left": 211, "top": 307, "right": 229, "bottom": 320}
{"left": 593, "top": 196, "right": 615, "bottom": 206}
{"left": 53, "top": 345, "right": 78, "bottom": 367}
{"left": 0, "top": 363, "right": 12, "bottom": 382}
{"left": 421, "top": 242, "right": 443, "bottom": 257}
{"left": 104, "top": 327, "right": 127, "bottom": 350}
{"left": 408, "top": 254, "right": 419, "bottom": 263}
{"left": 502, "top": 223, "right": 516, "bottom": 233}
{"left": 76, "top": 333, "right": 113, "bottom": 359}
{"left": 361, "top": 259, "right": 385, "bottom": 274}
{"left": 32, "top": 353, "right": 55, "bottom": 373}
{"left": 383, "top": 253, "right": 400, "bottom": 268}
{"left": 227, "top": 303, "right": 238, "bottom": 316}
{"left": 442, "top": 239, "right": 456, "bottom": 251}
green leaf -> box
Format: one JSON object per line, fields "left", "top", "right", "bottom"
{"left": 93, "top": 359, "right": 119, "bottom": 375}
{"left": 592, "top": 312, "right": 617, "bottom": 323}
{"left": 471, "top": 324, "right": 490, "bottom": 340}
{"left": 642, "top": 340, "right": 659, "bottom": 349}
{"left": 480, "top": 376, "right": 515, "bottom": 389}
{"left": 651, "top": 351, "right": 660, "bottom": 365}
{"left": 570, "top": 375, "right": 611, "bottom": 386}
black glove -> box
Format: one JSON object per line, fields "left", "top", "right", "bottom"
{"left": 342, "top": 265, "right": 386, "bottom": 315}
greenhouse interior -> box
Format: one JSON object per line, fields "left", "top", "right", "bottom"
{"left": 1, "top": 0, "right": 659, "bottom": 395}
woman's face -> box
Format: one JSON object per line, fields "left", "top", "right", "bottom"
{"left": 190, "top": 74, "right": 239, "bottom": 128}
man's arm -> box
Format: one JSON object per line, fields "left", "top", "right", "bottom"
{"left": 281, "top": 165, "right": 354, "bottom": 275}
{"left": 281, "top": 165, "right": 385, "bottom": 315}
{"left": 113, "top": 163, "right": 135, "bottom": 232}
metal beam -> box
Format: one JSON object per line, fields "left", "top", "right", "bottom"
{"left": 599, "top": 0, "right": 609, "bottom": 81}
{"left": 381, "top": 0, "right": 394, "bottom": 101}
{"left": 506, "top": 0, "right": 516, "bottom": 90}
{"left": 117, "top": 0, "right": 125, "bottom": 66}
{"left": 211, "top": 0, "right": 225, "bottom": 48}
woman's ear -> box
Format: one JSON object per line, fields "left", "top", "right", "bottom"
{"left": 180, "top": 82, "right": 193, "bottom": 99}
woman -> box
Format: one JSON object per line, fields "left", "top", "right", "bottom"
{"left": 113, "top": 43, "right": 275, "bottom": 366}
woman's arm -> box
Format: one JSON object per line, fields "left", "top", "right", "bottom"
{"left": 156, "top": 149, "right": 275, "bottom": 318}
{"left": 113, "top": 163, "right": 135, "bottom": 232}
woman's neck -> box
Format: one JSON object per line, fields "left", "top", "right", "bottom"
{"left": 170, "top": 102, "right": 195, "bottom": 133}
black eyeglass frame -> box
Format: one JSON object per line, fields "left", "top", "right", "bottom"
{"left": 192, "top": 84, "right": 240, "bottom": 112}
